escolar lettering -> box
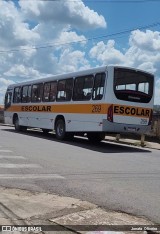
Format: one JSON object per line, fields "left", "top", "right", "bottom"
{"left": 22, "top": 106, "right": 51, "bottom": 112}
{"left": 114, "top": 105, "right": 150, "bottom": 117}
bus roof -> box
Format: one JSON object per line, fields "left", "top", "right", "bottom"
{"left": 7, "top": 65, "right": 108, "bottom": 89}
{"left": 6, "top": 65, "right": 154, "bottom": 90}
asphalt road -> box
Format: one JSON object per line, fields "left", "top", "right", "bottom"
{"left": 0, "top": 125, "right": 160, "bottom": 224}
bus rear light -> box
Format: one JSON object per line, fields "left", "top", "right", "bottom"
{"left": 148, "top": 109, "right": 153, "bottom": 126}
{"left": 107, "top": 104, "right": 113, "bottom": 122}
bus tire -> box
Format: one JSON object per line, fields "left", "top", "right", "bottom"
{"left": 55, "top": 119, "right": 66, "bottom": 140}
{"left": 87, "top": 132, "right": 105, "bottom": 143}
{"left": 14, "top": 116, "right": 22, "bottom": 132}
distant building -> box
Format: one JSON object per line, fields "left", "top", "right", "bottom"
{"left": 0, "top": 105, "right": 4, "bottom": 111}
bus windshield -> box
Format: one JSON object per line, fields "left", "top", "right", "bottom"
{"left": 114, "top": 68, "right": 154, "bottom": 103}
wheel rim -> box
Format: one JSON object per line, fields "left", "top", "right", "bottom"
{"left": 57, "top": 122, "right": 64, "bottom": 137}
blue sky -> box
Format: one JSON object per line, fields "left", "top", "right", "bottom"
{"left": 84, "top": 0, "right": 160, "bottom": 52}
{"left": 0, "top": 0, "right": 160, "bottom": 104}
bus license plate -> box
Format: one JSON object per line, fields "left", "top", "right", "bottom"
{"left": 128, "top": 127, "right": 136, "bottom": 132}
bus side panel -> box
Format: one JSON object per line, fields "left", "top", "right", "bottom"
{"left": 19, "top": 112, "right": 104, "bottom": 132}
{"left": 65, "top": 113, "right": 104, "bottom": 132}
{"left": 4, "top": 112, "right": 13, "bottom": 125}
{"left": 25, "top": 112, "right": 54, "bottom": 129}
{"left": 18, "top": 112, "right": 28, "bottom": 127}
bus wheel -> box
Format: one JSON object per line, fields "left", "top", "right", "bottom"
{"left": 55, "top": 119, "right": 66, "bottom": 140}
{"left": 87, "top": 132, "right": 105, "bottom": 143}
{"left": 14, "top": 117, "right": 21, "bottom": 132}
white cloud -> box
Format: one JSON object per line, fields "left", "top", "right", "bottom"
{"left": 0, "top": 78, "right": 14, "bottom": 87}
{"left": 126, "top": 30, "right": 160, "bottom": 74}
{"left": 0, "top": 0, "right": 105, "bottom": 83}
{"left": 57, "top": 31, "right": 86, "bottom": 47}
{"left": 4, "top": 64, "right": 44, "bottom": 80}
{"left": 0, "top": 78, "right": 15, "bottom": 104}
{"left": 19, "top": 0, "right": 106, "bottom": 29}
{"left": 137, "top": 62, "right": 156, "bottom": 74}
{"left": 129, "top": 30, "right": 160, "bottom": 51}
{"left": 89, "top": 30, "right": 160, "bottom": 74}
{"left": 89, "top": 40, "right": 125, "bottom": 65}
{"left": 57, "top": 49, "right": 90, "bottom": 73}
{"left": 0, "top": 1, "right": 39, "bottom": 48}
{"left": 89, "top": 30, "right": 160, "bottom": 104}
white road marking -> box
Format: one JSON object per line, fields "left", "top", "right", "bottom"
{"left": 0, "top": 156, "right": 25, "bottom": 159}
{"left": 0, "top": 164, "right": 42, "bottom": 168}
{"left": 0, "top": 174, "right": 65, "bottom": 179}
{"left": 0, "top": 150, "right": 13, "bottom": 153}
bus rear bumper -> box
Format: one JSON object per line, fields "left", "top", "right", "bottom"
{"left": 102, "top": 119, "right": 151, "bottom": 134}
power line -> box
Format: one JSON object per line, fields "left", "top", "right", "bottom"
{"left": 0, "top": 21, "right": 160, "bottom": 54}
{"left": 46, "top": 0, "right": 160, "bottom": 2}
{"left": 86, "top": 0, "right": 159, "bottom": 3}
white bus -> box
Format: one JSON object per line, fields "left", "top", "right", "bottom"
{"left": 4, "top": 65, "right": 154, "bottom": 142}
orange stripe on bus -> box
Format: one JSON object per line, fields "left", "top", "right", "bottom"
{"left": 6, "top": 104, "right": 108, "bottom": 114}
{"left": 5, "top": 103, "right": 152, "bottom": 118}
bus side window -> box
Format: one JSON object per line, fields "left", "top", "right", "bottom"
{"left": 83, "top": 76, "right": 93, "bottom": 100}
{"left": 13, "top": 87, "right": 21, "bottom": 103}
{"left": 57, "top": 80, "right": 65, "bottom": 101}
{"left": 43, "top": 81, "right": 57, "bottom": 102}
{"left": 138, "top": 82, "right": 149, "bottom": 94}
{"left": 73, "top": 77, "right": 84, "bottom": 101}
{"left": 21, "top": 86, "right": 28, "bottom": 103}
{"left": 65, "top": 78, "right": 73, "bottom": 101}
{"left": 92, "top": 73, "right": 106, "bottom": 100}
{"left": 49, "top": 81, "right": 57, "bottom": 102}
{"left": 31, "top": 83, "right": 43, "bottom": 102}
{"left": 73, "top": 75, "right": 93, "bottom": 101}
{"left": 43, "top": 82, "right": 51, "bottom": 102}
{"left": 57, "top": 78, "right": 73, "bottom": 102}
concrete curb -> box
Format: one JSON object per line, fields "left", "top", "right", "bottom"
{"left": 104, "top": 136, "right": 160, "bottom": 151}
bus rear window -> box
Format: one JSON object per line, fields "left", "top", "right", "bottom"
{"left": 114, "top": 68, "right": 154, "bottom": 103}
